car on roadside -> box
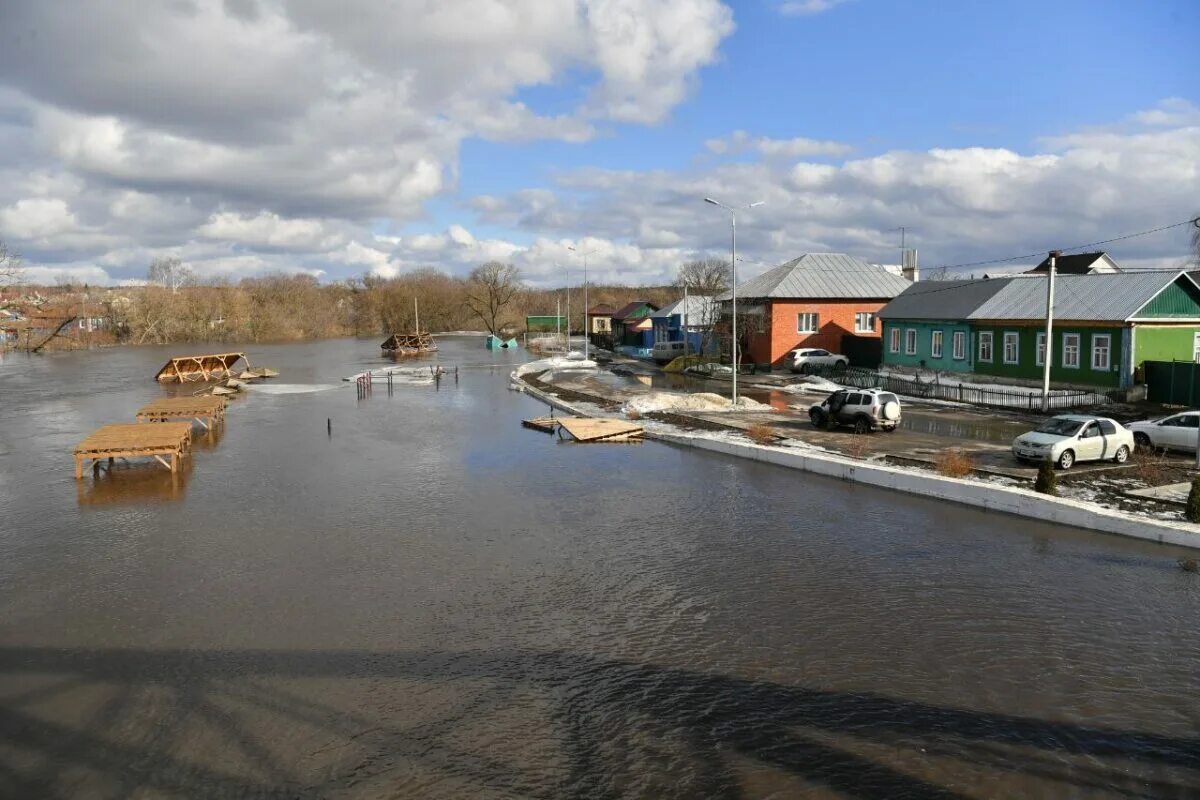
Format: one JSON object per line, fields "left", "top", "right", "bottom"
{"left": 809, "top": 388, "right": 902, "bottom": 434}
{"left": 1011, "top": 415, "right": 1134, "bottom": 469}
{"left": 651, "top": 340, "right": 688, "bottom": 365}
{"left": 1125, "top": 411, "right": 1200, "bottom": 453}
{"left": 788, "top": 348, "right": 848, "bottom": 374}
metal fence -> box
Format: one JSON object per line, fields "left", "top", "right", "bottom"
{"left": 804, "top": 365, "right": 1112, "bottom": 412}
{"left": 1143, "top": 360, "right": 1200, "bottom": 405}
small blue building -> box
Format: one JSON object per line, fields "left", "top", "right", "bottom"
{"left": 649, "top": 296, "right": 720, "bottom": 355}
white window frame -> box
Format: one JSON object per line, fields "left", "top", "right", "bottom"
{"left": 952, "top": 331, "right": 966, "bottom": 360}
{"left": 889, "top": 327, "right": 900, "bottom": 353}
{"left": 1063, "top": 333, "right": 1080, "bottom": 369}
{"left": 797, "top": 312, "right": 818, "bottom": 334}
{"left": 854, "top": 312, "right": 875, "bottom": 334}
{"left": 904, "top": 328, "right": 917, "bottom": 355}
{"left": 930, "top": 330, "right": 943, "bottom": 359}
{"left": 1091, "top": 334, "right": 1111, "bottom": 371}
{"left": 1193, "top": 331, "right": 1200, "bottom": 363}
{"left": 1003, "top": 331, "right": 1019, "bottom": 365}
{"left": 1035, "top": 332, "right": 1046, "bottom": 367}
{"left": 978, "top": 331, "right": 993, "bottom": 363}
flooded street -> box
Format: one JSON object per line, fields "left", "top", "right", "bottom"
{"left": 1, "top": 337, "right": 1199, "bottom": 798}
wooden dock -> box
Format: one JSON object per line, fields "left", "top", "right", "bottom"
{"left": 155, "top": 352, "right": 247, "bottom": 383}
{"left": 525, "top": 416, "right": 644, "bottom": 442}
{"left": 135, "top": 396, "right": 226, "bottom": 429}
{"left": 74, "top": 423, "right": 193, "bottom": 478}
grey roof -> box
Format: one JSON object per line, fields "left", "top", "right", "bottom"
{"left": 969, "top": 272, "right": 1190, "bottom": 321}
{"left": 720, "top": 253, "right": 911, "bottom": 300}
{"left": 878, "top": 278, "right": 1016, "bottom": 320}
{"left": 650, "top": 295, "right": 718, "bottom": 320}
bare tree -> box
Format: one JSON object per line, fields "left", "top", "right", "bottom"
{"left": 464, "top": 262, "right": 521, "bottom": 336}
{"left": 0, "top": 240, "right": 23, "bottom": 289}
{"left": 148, "top": 256, "right": 194, "bottom": 293}
{"left": 1192, "top": 214, "right": 1200, "bottom": 265}
{"left": 676, "top": 257, "right": 731, "bottom": 297}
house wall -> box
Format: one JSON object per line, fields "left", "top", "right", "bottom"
{"left": 880, "top": 320, "right": 974, "bottom": 372}
{"left": 746, "top": 299, "right": 888, "bottom": 368}
{"left": 1133, "top": 325, "right": 1200, "bottom": 364}
{"left": 971, "top": 323, "right": 1124, "bottom": 387}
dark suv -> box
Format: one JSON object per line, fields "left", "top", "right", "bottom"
{"left": 809, "top": 389, "right": 902, "bottom": 433}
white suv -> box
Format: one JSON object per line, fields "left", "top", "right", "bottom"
{"left": 809, "top": 389, "right": 902, "bottom": 433}
{"left": 789, "top": 348, "right": 848, "bottom": 373}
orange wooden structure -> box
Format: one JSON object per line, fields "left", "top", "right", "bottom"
{"left": 135, "top": 396, "right": 226, "bottom": 429}
{"left": 154, "top": 352, "right": 246, "bottom": 383}
{"left": 74, "top": 423, "right": 192, "bottom": 478}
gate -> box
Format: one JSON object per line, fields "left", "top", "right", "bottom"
{"left": 1143, "top": 360, "right": 1200, "bottom": 405}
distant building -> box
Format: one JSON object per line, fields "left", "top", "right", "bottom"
{"left": 1024, "top": 251, "right": 1121, "bottom": 275}
{"left": 649, "top": 296, "right": 719, "bottom": 353}
{"left": 586, "top": 303, "right": 615, "bottom": 335}
{"left": 610, "top": 301, "right": 659, "bottom": 349}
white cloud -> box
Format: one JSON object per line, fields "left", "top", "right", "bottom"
{"left": 706, "top": 130, "right": 852, "bottom": 158}
{"left": 777, "top": 0, "right": 853, "bottom": 15}
{"left": 197, "top": 211, "right": 341, "bottom": 249}
{"left": 0, "top": 198, "right": 79, "bottom": 239}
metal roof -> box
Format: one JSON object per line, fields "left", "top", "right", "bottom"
{"left": 649, "top": 296, "right": 718, "bottom": 320}
{"left": 722, "top": 253, "right": 911, "bottom": 300}
{"left": 610, "top": 300, "right": 657, "bottom": 321}
{"left": 878, "top": 278, "right": 1016, "bottom": 320}
{"left": 969, "top": 272, "right": 1189, "bottom": 321}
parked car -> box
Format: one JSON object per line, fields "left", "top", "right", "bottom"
{"left": 788, "top": 348, "right": 848, "bottom": 374}
{"left": 1011, "top": 415, "right": 1134, "bottom": 469}
{"left": 652, "top": 340, "right": 688, "bottom": 365}
{"left": 1126, "top": 411, "right": 1200, "bottom": 452}
{"left": 809, "top": 389, "right": 902, "bottom": 433}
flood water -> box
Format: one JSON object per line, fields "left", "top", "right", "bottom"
{"left": 1, "top": 337, "right": 1198, "bottom": 799}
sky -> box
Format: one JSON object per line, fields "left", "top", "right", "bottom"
{"left": 0, "top": 0, "right": 1197, "bottom": 288}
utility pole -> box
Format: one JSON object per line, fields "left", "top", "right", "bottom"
{"left": 568, "top": 245, "right": 596, "bottom": 360}
{"left": 683, "top": 282, "right": 689, "bottom": 357}
{"left": 1040, "top": 250, "right": 1058, "bottom": 413}
{"left": 413, "top": 297, "right": 420, "bottom": 335}
{"left": 556, "top": 296, "right": 561, "bottom": 350}
{"left": 704, "top": 197, "right": 764, "bottom": 406}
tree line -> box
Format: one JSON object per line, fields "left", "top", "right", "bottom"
{"left": 80, "top": 258, "right": 730, "bottom": 345}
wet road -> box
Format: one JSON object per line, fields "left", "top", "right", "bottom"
{"left": 1, "top": 338, "right": 1199, "bottom": 799}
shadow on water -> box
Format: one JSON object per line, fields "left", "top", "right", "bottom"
{"left": 0, "top": 646, "right": 1196, "bottom": 799}
{"left": 75, "top": 460, "right": 193, "bottom": 507}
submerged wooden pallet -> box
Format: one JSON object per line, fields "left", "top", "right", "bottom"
{"left": 155, "top": 352, "right": 247, "bottom": 383}
{"left": 74, "top": 422, "right": 193, "bottom": 478}
{"left": 522, "top": 416, "right": 561, "bottom": 433}
{"left": 135, "top": 396, "right": 226, "bottom": 429}
{"left": 381, "top": 332, "right": 437, "bottom": 354}
{"left": 557, "top": 417, "right": 644, "bottom": 443}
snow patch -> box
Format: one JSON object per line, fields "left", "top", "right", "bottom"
{"left": 623, "top": 392, "right": 775, "bottom": 414}
{"left": 513, "top": 356, "right": 598, "bottom": 378}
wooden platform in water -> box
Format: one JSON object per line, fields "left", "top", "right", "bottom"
{"left": 74, "top": 422, "right": 193, "bottom": 478}
{"left": 522, "top": 416, "right": 560, "bottom": 433}
{"left": 155, "top": 352, "right": 246, "bottom": 383}
{"left": 135, "top": 396, "right": 226, "bottom": 428}
{"left": 557, "top": 417, "right": 644, "bottom": 442}
{"left": 381, "top": 333, "right": 437, "bottom": 354}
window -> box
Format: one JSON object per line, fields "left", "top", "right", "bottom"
{"left": 889, "top": 328, "right": 900, "bottom": 353}
{"left": 797, "top": 312, "right": 818, "bottom": 334}
{"left": 1091, "top": 334, "right": 1111, "bottom": 371}
{"left": 854, "top": 312, "right": 876, "bottom": 333}
{"left": 904, "top": 329, "right": 917, "bottom": 355}
{"left": 1097, "top": 420, "right": 1117, "bottom": 436}
{"left": 979, "top": 332, "right": 993, "bottom": 362}
{"left": 1193, "top": 332, "right": 1200, "bottom": 363}
{"left": 952, "top": 331, "right": 966, "bottom": 360}
{"left": 845, "top": 393, "right": 863, "bottom": 406}
{"left": 1036, "top": 332, "right": 1046, "bottom": 367}
{"left": 1080, "top": 423, "right": 1099, "bottom": 439}
{"left": 931, "top": 330, "right": 943, "bottom": 358}
{"left": 1003, "top": 332, "right": 1019, "bottom": 364}
{"left": 1063, "top": 333, "right": 1080, "bottom": 368}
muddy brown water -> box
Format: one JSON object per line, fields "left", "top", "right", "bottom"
{"left": 1, "top": 337, "right": 1199, "bottom": 799}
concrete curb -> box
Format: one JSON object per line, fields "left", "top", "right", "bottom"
{"left": 513, "top": 375, "right": 1200, "bottom": 550}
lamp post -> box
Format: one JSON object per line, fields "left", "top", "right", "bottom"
{"left": 568, "top": 244, "right": 597, "bottom": 360}
{"left": 703, "top": 197, "right": 764, "bottom": 405}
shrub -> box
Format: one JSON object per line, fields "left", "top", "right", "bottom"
{"left": 1179, "top": 558, "right": 1199, "bottom": 573}
{"left": 844, "top": 437, "right": 872, "bottom": 459}
{"left": 1132, "top": 452, "right": 1171, "bottom": 486}
{"left": 936, "top": 449, "right": 974, "bottom": 478}
{"left": 745, "top": 423, "right": 777, "bottom": 445}
{"left": 1186, "top": 476, "right": 1200, "bottom": 524}
{"left": 1034, "top": 459, "right": 1058, "bottom": 496}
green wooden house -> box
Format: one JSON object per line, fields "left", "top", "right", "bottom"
{"left": 880, "top": 271, "right": 1200, "bottom": 389}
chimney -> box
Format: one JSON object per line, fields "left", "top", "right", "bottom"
{"left": 902, "top": 248, "right": 919, "bottom": 282}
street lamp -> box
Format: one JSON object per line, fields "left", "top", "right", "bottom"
{"left": 703, "top": 197, "right": 764, "bottom": 405}
{"left": 568, "top": 244, "right": 597, "bottom": 360}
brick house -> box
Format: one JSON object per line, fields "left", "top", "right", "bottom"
{"left": 721, "top": 253, "right": 911, "bottom": 369}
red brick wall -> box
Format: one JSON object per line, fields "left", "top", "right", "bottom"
{"left": 745, "top": 299, "right": 888, "bottom": 367}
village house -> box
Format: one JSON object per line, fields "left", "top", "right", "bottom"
{"left": 880, "top": 270, "right": 1200, "bottom": 389}
{"left": 649, "top": 296, "right": 719, "bottom": 354}
{"left": 585, "top": 304, "right": 614, "bottom": 336}
{"left": 720, "top": 253, "right": 911, "bottom": 369}
{"left": 610, "top": 300, "right": 658, "bottom": 350}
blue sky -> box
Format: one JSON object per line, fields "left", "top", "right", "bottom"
{"left": 0, "top": 0, "right": 1196, "bottom": 285}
